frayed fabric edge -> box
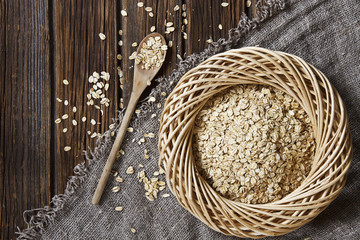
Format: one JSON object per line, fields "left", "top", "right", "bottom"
{"left": 16, "top": 1, "right": 286, "bottom": 239}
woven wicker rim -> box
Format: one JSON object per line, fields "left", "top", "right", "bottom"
{"left": 158, "top": 47, "right": 352, "bottom": 238}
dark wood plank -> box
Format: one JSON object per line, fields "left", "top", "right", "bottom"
{"left": 0, "top": 1, "right": 52, "bottom": 239}
{"left": 247, "top": 0, "right": 258, "bottom": 19}
{"left": 186, "top": 0, "right": 245, "bottom": 55}
{"left": 53, "top": 0, "right": 118, "bottom": 195}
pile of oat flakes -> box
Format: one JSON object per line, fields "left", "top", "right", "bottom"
{"left": 192, "top": 85, "right": 315, "bottom": 204}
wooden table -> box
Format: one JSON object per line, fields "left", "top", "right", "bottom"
{"left": 0, "top": 1, "right": 256, "bottom": 238}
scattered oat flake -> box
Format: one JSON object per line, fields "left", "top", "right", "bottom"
{"left": 148, "top": 133, "right": 155, "bottom": 138}
{"left": 168, "top": 41, "right": 173, "bottom": 47}
{"left": 246, "top": 0, "right": 252, "bottom": 7}
{"left": 62, "top": 114, "right": 68, "bottom": 119}
{"left": 112, "top": 186, "right": 120, "bottom": 192}
{"left": 118, "top": 29, "right": 123, "bottom": 35}
{"left": 150, "top": 26, "right": 156, "bottom": 32}
{"left": 149, "top": 97, "right": 156, "bottom": 102}
{"left": 137, "top": 2, "right": 143, "bottom": 7}
{"left": 135, "top": 109, "right": 141, "bottom": 114}
{"left": 111, "top": 169, "right": 119, "bottom": 177}
{"left": 151, "top": 114, "right": 157, "bottom": 118}
{"left": 149, "top": 12, "right": 154, "bottom": 17}
{"left": 63, "top": 128, "right": 67, "bottom": 133}
{"left": 218, "top": 24, "right": 223, "bottom": 30}
{"left": 166, "top": 22, "right": 173, "bottom": 27}
{"left": 118, "top": 40, "right": 123, "bottom": 46}
{"left": 64, "top": 100, "right": 69, "bottom": 106}
{"left": 127, "top": 127, "right": 134, "bottom": 132}
{"left": 132, "top": 42, "right": 138, "bottom": 47}
{"left": 93, "top": 71, "right": 100, "bottom": 78}
{"left": 101, "top": 71, "right": 110, "bottom": 81}
{"left": 82, "top": 117, "right": 86, "bottom": 122}
{"left": 174, "top": 5, "right": 180, "bottom": 11}
{"left": 129, "top": 51, "right": 137, "bottom": 60}
{"left": 126, "top": 166, "right": 135, "bottom": 174}
{"left": 145, "top": 7, "right": 152, "bottom": 12}
{"left": 183, "top": 19, "right": 188, "bottom": 25}
{"left": 121, "top": 10, "right": 127, "bottom": 16}
{"left": 177, "top": 54, "right": 183, "bottom": 61}
{"left": 56, "top": 98, "right": 62, "bottom": 102}
{"left": 87, "top": 131, "right": 91, "bottom": 135}
{"left": 167, "top": 26, "right": 175, "bottom": 32}
{"left": 55, "top": 118, "right": 61, "bottom": 124}
{"left": 157, "top": 103, "right": 162, "bottom": 108}
{"left": 221, "top": 2, "right": 229, "bottom": 7}
{"left": 162, "top": 193, "right": 170, "bottom": 198}
{"left": 115, "top": 206, "right": 123, "bottom": 211}
{"left": 63, "top": 79, "right": 69, "bottom": 85}
{"left": 90, "top": 132, "right": 97, "bottom": 138}
{"left": 182, "top": 4, "right": 186, "bottom": 11}
{"left": 64, "top": 146, "right": 71, "bottom": 152}
{"left": 90, "top": 119, "right": 96, "bottom": 125}
{"left": 131, "top": 228, "right": 136, "bottom": 234}
{"left": 99, "top": 33, "right": 106, "bottom": 40}
{"left": 72, "top": 119, "right": 77, "bottom": 126}
{"left": 116, "top": 176, "right": 124, "bottom": 182}
{"left": 206, "top": 38, "right": 213, "bottom": 44}
{"left": 72, "top": 106, "right": 77, "bottom": 112}
{"left": 139, "top": 164, "right": 144, "bottom": 168}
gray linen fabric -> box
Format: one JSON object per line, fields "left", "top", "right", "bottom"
{"left": 17, "top": 0, "right": 360, "bottom": 239}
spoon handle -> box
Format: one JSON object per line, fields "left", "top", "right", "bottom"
{"left": 92, "top": 92, "right": 139, "bottom": 205}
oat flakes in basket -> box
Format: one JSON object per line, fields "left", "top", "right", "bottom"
{"left": 158, "top": 47, "right": 352, "bottom": 238}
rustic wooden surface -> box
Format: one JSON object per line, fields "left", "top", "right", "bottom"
{"left": 0, "top": 0, "right": 256, "bottom": 238}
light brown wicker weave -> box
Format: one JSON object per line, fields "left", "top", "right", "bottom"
{"left": 158, "top": 47, "right": 353, "bottom": 238}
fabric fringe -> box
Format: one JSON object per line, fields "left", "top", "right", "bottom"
{"left": 16, "top": 1, "right": 285, "bottom": 239}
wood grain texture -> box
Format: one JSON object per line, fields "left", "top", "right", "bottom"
{"left": 0, "top": 1, "right": 255, "bottom": 238}
{"left": 0, "top": 1, "right": 52, "bottom": 239}
{"left": 53, "top": 0, "right": 118, "bottom": 196}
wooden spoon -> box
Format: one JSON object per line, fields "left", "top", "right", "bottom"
{"left": 92, "top": 33, "right": 167, "bottom": 205}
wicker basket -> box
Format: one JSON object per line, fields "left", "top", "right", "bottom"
{"left": 158, "top": 47, "right": 352, "bottom": 238}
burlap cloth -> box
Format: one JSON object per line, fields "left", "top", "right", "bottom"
{"left": 17, "top": 0, "right": 360, "bottom": 239}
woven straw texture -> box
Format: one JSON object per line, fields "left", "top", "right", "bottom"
{"left": 158, "top": 47, "right": 352, "bottom": 238}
